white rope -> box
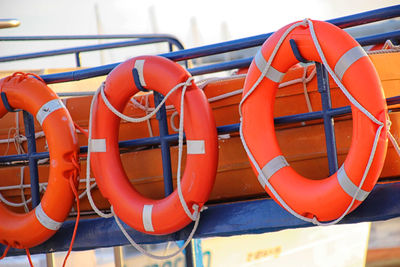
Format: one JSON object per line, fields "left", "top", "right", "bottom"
{"left": 131, "top": 75, "right": 250, "bottom": 133}
{"left": 302, "top": 66, "right": 313, "bottom": 112}
{"left": 0, "top": 178, "right": 98, "bottom": 210}
{"left": 367, "top": 40, "right": 400, "bottom": 54}
{"left": 278, "top": 66, "right": 316, "bottom": 88}
{"left": 144, "top": 94, "right": 154, "bottom": 137}
{"left": 387, "top": 120, "right": 400, "bottom": 157}
{"left": 85, "top": 85, "right": 113, "bottom": 218}
{"left": 0, "top": 129, "right": 45, "bottom": 145}
{"left": 170, "top": 111, "right": 180, "bottom": 133}
{"left": 130, "top": 95, "right": 175, "bottom": 112}
{"left": 175, "top": 78, "right": 201, "bottom": 221}
{"left": 112, "top": 205, "right": 200, "bottom": 260}
{"left": 207, "top": 88, "right": 244, "bottom": 103}
{"left": 20, "top": 166, "right": 29, "bottom": 212}
{"left": 129, "top": 94, "right": 155, "bottom": 137}
{"left": 308, "top": 21, "right": 382, "bottom": 126}
{"left": 382, "top": 40, "right": 398, "bottom": 50}
{"left": 0, "top": 190, "right": 32, "bottom": 208}
{"left": 279, "top": 65, "right": 315, "bottom": 113}
{"left": 239, "top": 19, "right": 388, "bottom": 226}
{"left": 0, "top": 167, "right": 45, "bottom": 212}
{"left": 239, "top": 20, "right": 309, "bottom": 117}
{"left": 101, "top": 80, "right": 190, "bottom": 124}
{"left": 96, "top": 77, "right": 198, "bottom": 220}
{"left": 0, "top": 178, "right": 94, "bottom": 192}
{"left": 85, "top": 76, "right": 202, "bottom": 260}
{"left": 78, "top": 181, "right": 98, "bottom": 200}
{"left": 168, "top": 67, "right": 316, "bottom": 133}
{"left": 196, "top": 74, "right": 247, "bottom": 90}
{"left": 170, "top": 87, "right": 244, "bottom": 133}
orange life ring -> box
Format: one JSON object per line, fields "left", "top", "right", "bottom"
{"left": 90, "top": 55, "right": 218, "bottom": 234}
{"left": 241, "top": 20, "right": 388, "bottom": 222}
{"left": 0, "top": 73, "right": 79, "bottom": 249}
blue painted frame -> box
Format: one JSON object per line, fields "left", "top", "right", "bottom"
{"left": 0, "top": 4, "right": 400, "bottom": 259}
{"left": 0, "top": 34, "right": 185, "bottom": 67}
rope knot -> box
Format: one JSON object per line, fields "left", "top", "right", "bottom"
{"left": 301, "top": 19, "right": 310, "bottom": 27}
{"left": 39, "top": 183, "right": 47, "bottom": 192}
{"left": 311, "top": 216, "right": 320, "bottom": 225}
{"left": 13, "top": 133, "right": 25, "bottom": 145}
{"left": 9, "top": 72, "right": 46, "bottom": 84}
{"left": 184, "top": 77, "right": 195, "bottom": 87}
{"left": 191, "top": 204, "right": 200, "bottom": 220}
{"left": 387, "top": 119, "right": 392, "bottom": 132}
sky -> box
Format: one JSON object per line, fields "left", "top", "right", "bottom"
{"left": 0, "top": 0, "right": 398, "bottom": 70}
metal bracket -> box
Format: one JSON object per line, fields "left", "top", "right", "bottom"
{"left": 1, "top": 92, "right": 20, "bottom": 112}
{"left": 289, "top": 39, "right": 310, "bottom": 63}
{"left": 131, "top": 68, "right": 149, "bottom": 92}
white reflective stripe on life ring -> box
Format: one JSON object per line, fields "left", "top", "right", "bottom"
{"left": 36, "top": 99, "right": 65, "bottom": 126}
{"left": 35, "top": 203, "right": 63, "bottom": 231}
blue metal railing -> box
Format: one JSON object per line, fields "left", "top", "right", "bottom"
{"left": 315, "top": 63, "right": 339, "bottom": 175}
{"left": 1, "top": 4, "right": 400, "bottom": 258}
{"left": 35, "top": 28, "right": 400, "bottom": 84}
{"left": 0, "top": 34, "right": 185, "bottom": 67}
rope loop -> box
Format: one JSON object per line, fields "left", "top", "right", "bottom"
{"left": 387, "top": 119, "right": 400, "bottom": 157}
{"left": 83, "top": 75, "right": 202, "bottom": 260}
{"left": 7, "top": 72, "right": 46, "bottom": 84}
{"left": 112, "top": 205, "right": 200, "bottom": 260}
{"left": 86, "top": 75, "right": 203, "bottom": 223}
{"left": 85, "top": 87, "right": 113, "bottom": 219}
{"left": 387, "top": 119, "right": 392, "bottom": 131}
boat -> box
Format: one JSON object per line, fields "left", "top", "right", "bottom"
{"left": 0, "top": 5, "right": 400, "bottom": 266}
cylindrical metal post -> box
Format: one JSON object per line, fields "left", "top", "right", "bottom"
{"left": 184, "top": 241, "right": 195, "bottom": 267}
{"left": 315, "top": 63, "right": 339, "bottom": 174}
{"left": 153, "top": 91, "right": 174, "bottom": 196}
{"left": 22, "top": 111, "right": 40, "bottom": 207}
{"left": 113, "top": 246, "right": 124, "bottom": 267}
{"left": 46, "top": 253, "right": 55, "bottom": 267}
{"left": 75, "top": 52, "right": 81, "bottom": 67}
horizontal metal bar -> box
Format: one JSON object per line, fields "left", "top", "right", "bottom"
{"left": 44, "top": 62, "right": 118, "bottom": 83}
{"left": 41, "top": 28, "right": 400, "bottom": 85}
{"left": 0, "top": 38, "right": 183, "bottom": 63}
{"left": 327, "top": 4, "right": 400, "bottom": 28}
{"left": 3, "top": 181, "right": 400, "bottom": 256}
{"left": 275, "top": 106, "right": 350, "bottom": 125}
{"left": 357, "top": 30, "right": 400, "bottom": 46}
{"left": 190, "top": 57, "right": 252, "bottom": 76}
{"left": 0, "top": 151, "right": 48, "bottom": 162}
{"left": 387, "top": 95, "right": 400, "bottom": 106}
{"left": 58, "top": 91, "right": 95, "bottom": 97}
{"left": 1, "top": 96, "right": 398, "bottom": 164}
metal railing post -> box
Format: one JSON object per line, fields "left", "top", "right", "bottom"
{"left": 22, "top": 111, "right": 41, "bottom": 207}
{"left": 315, "top": 63, "right": 339, "bottom": 175}
{"left": 153, "top": 91, "right": 174, "bottom": 196}
{"left": 75, "top": 52, "right": 81, "bottom": 67}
